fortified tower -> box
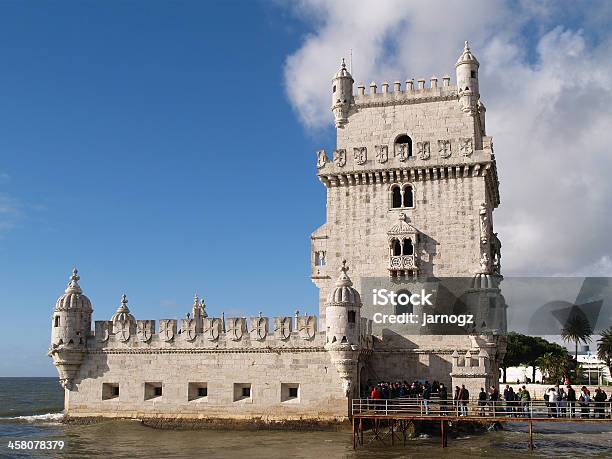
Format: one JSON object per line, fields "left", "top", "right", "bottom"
{"left": 312, "top": 41, "right": 505, "bottom": 392}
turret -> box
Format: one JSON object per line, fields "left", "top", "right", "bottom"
{"left": 455, "top": 41, "right": 480, "bottom": 114}
{"left": 325, "top": 261, "right": 361, "bottom": 397}
{"left": 191, "top": 293, "right": 207, "bottom": 333}
{"left": 331, "top": 59, "right": 354, "bottom": 128}
{"left": 111, "top": 294, "right": 137, "bottom": 341}
{"left": 48, "top": 268, "right": 92, "bottom": 389}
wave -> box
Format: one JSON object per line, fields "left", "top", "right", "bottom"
{"left": 1, "top": 412, "right": 64, "bottom": 423}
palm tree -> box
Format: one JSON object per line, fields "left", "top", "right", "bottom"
{"left": 597, "top": 327, "right": 612, "bottom": 378}
{"left": 561, "top": 312, "right": 592, "bottom": 360}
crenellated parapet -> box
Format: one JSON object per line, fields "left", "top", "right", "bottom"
{"left": 354, "top": 75, "right": 456, "bottom": 108}
{"left": 92, "top": 313, "right": 325, "bottom": 351}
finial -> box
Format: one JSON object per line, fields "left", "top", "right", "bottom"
{"left": 193, "top": 292, "right": 199, "bottom": 306}
{"left": 341, "top": 58, "right": 346, "bottom": 68}
{"left": 65, "top": 267, "right": 82, "bottom": 294}
{"left": 121, "top": 294, "right": 128, "bottom": 307}
{"left": 465, "top": 40, "right": 470, "bottom": 50}
{"left": 341, "top": 259, "right": 348, "bottom": 273}
{"left": 295, "top": 309, "right": 300, "bottom": 317}
{"left": 258, "top": 311, "right": 262, "bottom": 318}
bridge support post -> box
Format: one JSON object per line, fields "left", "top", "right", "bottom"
{"left": 441, "top": 420, "right": 448, "bottom": 448}
{"left": 529, "top": 420, "right": 534, "bottom": 450}
{"left": 352, "top": 417, "right": 356, "bottom": 449}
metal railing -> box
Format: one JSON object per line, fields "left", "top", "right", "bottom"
{"left": 352, "top": 397, "right": 612, "bottom": 420}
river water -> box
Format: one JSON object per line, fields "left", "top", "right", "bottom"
{"left": 1, "top": 378, "right": 611, "bottom": 458}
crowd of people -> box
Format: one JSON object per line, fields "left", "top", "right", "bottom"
{"left": 363, "top": 380, "right": 610, "bottom": 418}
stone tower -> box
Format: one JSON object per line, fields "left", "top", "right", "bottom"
{"left": 48, "top": 269, "right": 92, "bottom": 389}
{"left": 311, "top": 42, "right": 504, "bottom": 391}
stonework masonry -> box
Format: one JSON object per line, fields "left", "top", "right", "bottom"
{"left": 49, "top": 42, "right": 506, "bottom": 424}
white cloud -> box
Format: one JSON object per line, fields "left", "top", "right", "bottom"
{"left": 282, "top": 0, "right": 612, "bottom": 276}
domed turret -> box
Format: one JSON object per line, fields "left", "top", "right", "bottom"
{"left": 456, "top": 41, "right": 480, "bottom": 113}
{"left": 48, "top": 268, "right": 92, "bottom": 390}
{"left": 325, "top": 261, "right": 362, "bottom": 398}
{"left": 331, "top": 59, "right": 354, "bottom": 128}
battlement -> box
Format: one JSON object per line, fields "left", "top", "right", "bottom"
{"left": 354, "top": 76, "right": 457, "bottom": 107}
{"left": 92, "top": 314, "right": 375, "bottom": 351}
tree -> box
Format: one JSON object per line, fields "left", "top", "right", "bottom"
{"left": 561, "top": 313, "right": 593, "bottom": 360}
{"left": 502, "top": 333, "right": 566, "bottom": 383}
{"left": 597, "top": 327, "right": 612, "bottom": 378}
{"left": 536, "top": 350, "right": 583, "bottom": 384}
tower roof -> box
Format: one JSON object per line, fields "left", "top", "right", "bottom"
{"left": 111, "top": 294, "right": 135, "bottom": 323}
{"left": 456, "top": 40, "right": 479, "bottom": 67}
{"left": 333, "top": 58, "right": 353, "bottom": 80}
{"left": 54, "top": 268, "right": 92, "bottom": 311}
{"left": 326, "top": 260, "right": 361, "bottom": 306}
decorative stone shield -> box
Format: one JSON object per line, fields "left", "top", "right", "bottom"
{"left": 95, "top": 321, "right": 110, "bottom": 342}
{"left": 316, "top": 150, "right": 327, "bottom": 169}
{"left": 333, "top": 149, "right": 346, "bottom": 167}
{"left": 250, "top": 316, "right": 268, "bottom": 341}
{"left": 438, "top": 139, "right": 451, "bottom": 158}
{"left": 182, "top": 318, "right": 197, "bottom": 342}
{"left": 226, "top": 317, "right": 246, "bottom": 341}
{"left": 159, "top": 319, "right": 176, "bottom": 342}
{"left": 353, "top": 147, "right": 367, "bottom": 165}
{"left": 375, "top": 145, "right": 388, "bottom": 163}
{"left": 114, "top": 320, "right": 131, "bottom": 342}
{"left": 274, "top": 316, "right": 292, "bottom": 340}
{"left": 297, "top": 315, "right": 317, "bottom": 339}
{"left": 459, "top": 137, "right": 473, "bottom": 157}
{"left": 203, "top": 318, "right": 220, "bottom": 341}
{"left": 396, "top": 143, "right": 410, "bottom": 162}
{"left": 137, "top": 320, "right": 154, "bottom": 343}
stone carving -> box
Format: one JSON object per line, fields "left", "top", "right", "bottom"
{"left": 479, "top": 203, "right": 489, "bottom": 245}
{"left": 182, "top": 318, "right": 197, "bottom": 342}
{"left": 479, "top": 252, "right": 490, "bottom": 273}
{"left": 203, "top": 317, "right": 220, "bottom": 341}
{"left": 297, "top": 315, "right": 317, "bottom": 339}
{"left": 353, "top": 147, "right": 367, "bottom": 165}
{"left": 115, "top": 320, "right": 131, "bottom": 342}
{"left": 417, "top": 141, "right": 430, "bottom": 160}
{"left": 375, "top": 145, "right": 388, "bottom": 164}
{"left": 274, "top": 316, "right": 292, "bottom": 340}
{"left": 460, "top": 137, "right": 473, "bottom": 157}
{"left": 316, "top": 150, "right": 328, "bottom": 169}
{"left": 227, "top": 317, "right": 246, "bottom": 341}
{"left": 251, "top": 316, "right": 268, "bottom": 341}
{"left": 396, "top": 143, "right": 410, "bottom": 162}
{"left": 159, "top": 319, "right": 176, "bottom": 342}
{"left": 333, "top": 149, "right": 346, "bottom": 167}
{"left": 438, "top": 139, "right": 451, "bottom": 158}
{"left": 96, "top": 321, "right": 110, "bottom": 342}
{"left": 137, "top": 320, "right": 154, "bottom": 343}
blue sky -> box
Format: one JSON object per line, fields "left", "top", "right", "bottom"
{"left": 0, "top": 1, "right": 334, "bottom": 376}
{"left": 2, "top": 1, "right": 612, "bottom": 376}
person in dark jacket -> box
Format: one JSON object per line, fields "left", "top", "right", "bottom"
{"left": 489, "top": 385, "right": 500, "bottom": 415}
{"left": 438, "top": 383, "right": 448, "bottom": 415}
{"left": 594, "top": 387, "right": 608, "bottom": 419}
{"left": 459, "top": 385, "right": 470, "bottom": 416}
{"left": 422, "top": 383, "right": 432, "bottom": 415}
{"left": 478, "top": 387, "right": 488, "bottom": 416}
{"left": 566, "top": 385, "right": 576, "bottom": 418}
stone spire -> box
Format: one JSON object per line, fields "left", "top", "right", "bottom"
{"left": 112, "top": 294, "right": 135, "bottom": 323}
{"left": 65, "top": 268, "right": 82, "bottom": 295}
{"left": 456, "top": 40, "right": 479, "bottom": 67}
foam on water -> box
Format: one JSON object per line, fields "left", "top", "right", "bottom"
{"left": 2, "top": 412, "right": 64, "bottom": 423}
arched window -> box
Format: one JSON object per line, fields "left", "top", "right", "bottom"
{"left": 403, "top": 185, "right": 414, "bottom": 208}
{"left": 395, "top": 134, "right": 413, "bottom": 158}
{"left": 392, "top": 239, "right": 402, "bottom": 256}
{"left": 403, "top": 238, "right": 414, "bottom": 256}
{"left": 391, "top": 185, "right": 402, "bottom": 208}
{"left": 394, "top": 289, "right": 413, "bottom": 315}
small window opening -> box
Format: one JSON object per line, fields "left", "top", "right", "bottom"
{"left": 144, "top": 382, "right": 163, "bottom": 400}
{"left": 470, "top": 70, "right": 476, "bottom": 78}
{"left": 348, "top": 310, "right": 356, "bottom": 323}
{"left": 402, "top": 239, "right": 414, "bottom": 256}
{"left": 393, "top": 239, "right": 402, "bottom": 256}
{"left": 394, "top": 290, "right": 413, "bottom": 315}
{"left": 242, "top": 387, "right": 250, "bottom": 397}
{"left": 403, "top": 185, "right": 414, "bottom": 208}
{"left": 333, "top": 85, "right": 336, "bottom": 93}
{"left": 102, "top": 383, "right": 120, "bottom": 400}
{"left": 392, "top": 186, "right": 402, "bottom": 208}
{"left": 341, "top": 336, "right": 348, "bottom": 343}
{"left": 281, "top": 383, "right": 300, "bottom": 402}
{"left": 289, "top": 387, "right": 298, "bottom": 398}
{"left": 54, "top": 316, "right": 60, "bottom": 327}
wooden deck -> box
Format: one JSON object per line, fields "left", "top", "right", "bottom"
{"left": 351, "top": 398, "right": 612, "bottom": 450}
